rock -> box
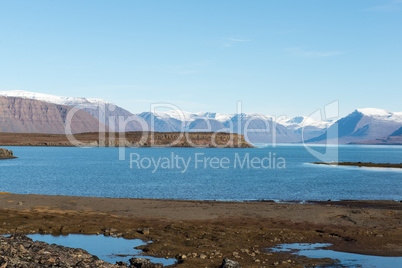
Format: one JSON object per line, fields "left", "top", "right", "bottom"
{"left": 218, "top": 258, "right": 241, "bottom": 268}
{"left": 18, "top": 244, "right": 27, "bottom": 253}
{"left": 199, "top": 254, "right": 207, "bottom": 259}
{"left": 177, "top": 254, "right": 187, "bottom": 260}
{"left": 139, "top": 228, "right": 150, "bottom": 235}
{"left": 129, "top": 257, "right": 163, "bottom": 268}
{"left": 0, "top": 148, "right": 16, "bottom": 159}
{"left": 103, "top": 227, "right": 118, "bottom": 233}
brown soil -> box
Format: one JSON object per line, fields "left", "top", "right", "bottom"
{"left": 1, "top": 194, "right": 401, "bottom": 267}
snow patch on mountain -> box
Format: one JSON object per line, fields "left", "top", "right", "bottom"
{"left": 2, "top": 90, "right": 401, "bottom": 144}
{"left": 356, "top": 108, "right": 391, "bottom": 117}
{"left": 281, "top": 116, "right": 333, "bottom": 130}
{"left": 0, "top": 90, "right": 110, "bottom": 107}
{"left": 155, "top": 110, "right": 232, "bottom": 123}
{"left": 306, "top": 108, "right": 402, "bottom": 144}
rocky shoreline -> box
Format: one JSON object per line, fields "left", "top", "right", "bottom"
{"left": 0, "top": 148, "right": 16, "bottom": 159}
{"left": 1, "top": 194, "right": 401, "bottom": 267}
{"left": 0, "top": 234, "right": 116, "bottom": 267}
{"left": 0, "top": 234, "right": 241, "bottom": 268}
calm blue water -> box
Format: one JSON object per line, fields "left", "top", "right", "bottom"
{"left": 0, "top": 145, "right": 401, "bottom": 201}
{"left": 269, "top": 243, "right": 402, "bottom": 268}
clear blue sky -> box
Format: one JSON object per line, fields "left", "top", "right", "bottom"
{"left": 0, "top": 0, "right": 401, "bottom": 117}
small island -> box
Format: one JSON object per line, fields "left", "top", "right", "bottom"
{"left": 0, "top": 148, "right": 16, "bottom": 159}
{"left": 312, "top": 162, "right": 402, "bottom": 169}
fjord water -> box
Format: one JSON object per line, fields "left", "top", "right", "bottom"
{"left": 0, "top": 145, "right": 401, "bottom": 201}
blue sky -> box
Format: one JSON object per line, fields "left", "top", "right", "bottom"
{"left": 0, "top": 0, "right": 401, "bottom": 117}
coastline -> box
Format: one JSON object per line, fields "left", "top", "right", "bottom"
{"left": 1, "top": 193, "right": 401, "bottom": 267}
{"left": 312, "top": 162, "right": 402, "bottom": 169}
{"left": 0, "top": 148, "right": 17, "bottom": 159}
{"left": 0, "top": 132, "right": 254, "bottom": 148}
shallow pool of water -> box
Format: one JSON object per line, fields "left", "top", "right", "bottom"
{"left": 269, "top": 243, "right": 402, "bottom": 268}
{"left": 27, "top": 234, "right": 176, "bottom": 266}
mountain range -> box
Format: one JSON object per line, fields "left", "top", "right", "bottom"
{"left": 0, "top": 96, "right": 106, "bottom": 134}
{"left": 0, "top": 90, "right": 401, "bottom": 145}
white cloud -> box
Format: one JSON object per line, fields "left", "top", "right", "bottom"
{"left": 286, "top": 48, "right": 343, "bottom": 58}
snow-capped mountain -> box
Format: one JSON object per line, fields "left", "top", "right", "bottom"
{"left": 281, "top": 115, "right": 333, "bottom": 130}
{"left": 137, "top": 112, "right": 183, "bottom": 132}
{"left": 306, "top": 108, "right": 402, "bottom": 144}
{"left": 1, "top": 90, "right": 400, "bottom": 144}
{"left": 153, "top": 111, "right": 231, "bottom": 124}
{"left": 0, "top": 90, "right": 108, "bottom": 106}
{"left": 0, "top": 96, "right": 106, "bottom": 134}
{"left": 219, "top": 113, "right": 296, "bottom": 143}
{"left": 0, "top": 90, "right": 146, "bottom": 132}
{"left": 137, "top": 112, "right": 306, "bottom": 143}
{"left": 280, "top": 116, "right": 335, "bottom": 141}
{"left": 135, "top": 108, "right": 402, "bottom": 144}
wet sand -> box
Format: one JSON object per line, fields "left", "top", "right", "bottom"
{"left": 1, "top": 193, "right": 402, "bottom": 267}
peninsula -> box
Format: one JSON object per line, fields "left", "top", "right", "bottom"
{"left": 313, "top": 162, "right": 402, "bottom": 169}
{"left": 0, "top": 132, "right": 253, "bottom": 148}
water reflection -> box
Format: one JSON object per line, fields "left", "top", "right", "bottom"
{"left": 27, "top": 234, "right": 176, "bottom": 266}
{"left": 269, "top": 243, "right": 402, "bottom": 268}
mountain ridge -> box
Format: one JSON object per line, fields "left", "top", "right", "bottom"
{"left": 305, "top": 109, "right": 402, "bottom": 144}
{"left": 1, "top": 90, "right": 401, "bottom": 144}
{"left": 0, "top": 96, "right": 107, "bottom": 134}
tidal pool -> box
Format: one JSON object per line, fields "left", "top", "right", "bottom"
{"left": 27, "top": 234, "right": 176, "bottom": 266}
{"left": 269, "top": 243, "right": 402, "bottom": 268}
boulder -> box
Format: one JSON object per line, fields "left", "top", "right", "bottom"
{"left": 218, "top": 258, "right": 241, "bottom": 268}
{"left": 0, "top": 148, "right": 16, "bottom": 159}
{"left": 129, "top": 257, "right": 163, "bottom": 268}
